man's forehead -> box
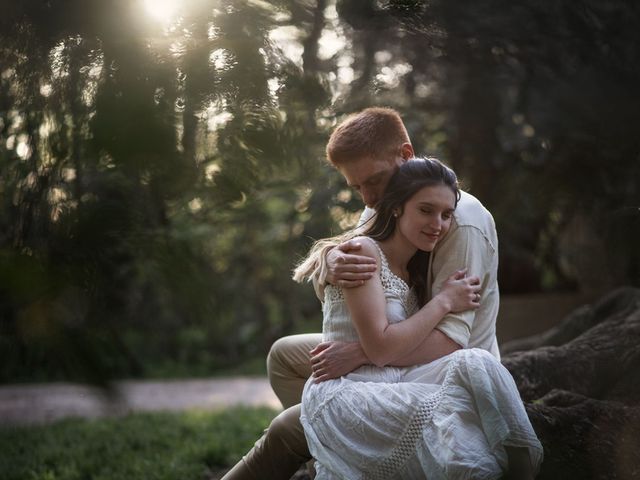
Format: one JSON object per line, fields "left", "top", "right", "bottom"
{"left": 339, "top": 158, "right": 395, "bottom": 184}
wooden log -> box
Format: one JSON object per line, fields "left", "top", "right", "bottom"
{"left": 525, "top": 390, "right": 640, "bottom": 480}
{"left": 502, "top": 287, "right": 640, "bottom": 479}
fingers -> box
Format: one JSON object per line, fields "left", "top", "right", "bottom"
{"left": 467, "top": 277, "right": 482, "bottom": 304}
{"left": 446, "top": 269, "right": 479, "bottom": 283}
{"left": 336, "top": 271, "right": 374, "bottom": 282}
{"left": 311, "top": 364, "right": 336, "bottom": 383}
{"left": 311, "top": 360, "right": 328, "bottom": 380}
{"left": 448, "top": 268, "right": 468, "bottom": 281}
{"left": 309, "top": 342, "right": 331, "bottom": 356}
{"left": 469, "top": 291, "right": 481, "bottom": 309}
{"left": 337, "top": 239, "right": 363, "bottom": 253}
{"left": 335, "top": 264, "right": 377, "bottom": 276}
{"left": 331, "top": 253, "right": 376, "bottom": 287}
{"left": 313, "top": 373, "right": 331, "bottom": 383}
{"left": 338, "top": 253, "right": 377, "bottom": 266}
{"left": 332, "top": 267, "right": 375, "bottom": 286}
{"left": 311, "top": 344, "right": 335, "bottom": 379}
{"left": 458, "top": 275, "right": 480, "bottom": 287}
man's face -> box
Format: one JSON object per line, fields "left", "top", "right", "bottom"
{"left": 337, "top": 155, "right": 405, "bottom": 208}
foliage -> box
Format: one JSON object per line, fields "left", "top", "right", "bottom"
{"left": 332, "top": 0, "right": 640, "bottom": 291}
{"left": 386, "top": 0, "right": 640, "bottom": 292}
{"left": 1, "top": 0, "right": 638, "bottom": 382}
{"left": 0, "top": 407, "right": 277, "bottom": 480}
{"left": 0, "top": 0, "right": 341, "bottom": 382}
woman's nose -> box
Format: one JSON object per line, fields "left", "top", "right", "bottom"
{"left": 429, "top": 216, "right": 442, "bottom": 231}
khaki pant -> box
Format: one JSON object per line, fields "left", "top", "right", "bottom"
{"left": 221, "top": 333, "right": 322, "bottom": 480}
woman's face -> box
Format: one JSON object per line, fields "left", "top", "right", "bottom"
{"left": 396, "top": 184, "right": 456, "bottom": 252}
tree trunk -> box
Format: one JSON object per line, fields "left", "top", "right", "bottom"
{"left": 502, "top": 287, "right": 640, "bottom": 479}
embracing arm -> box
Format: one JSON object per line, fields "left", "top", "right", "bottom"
{"left": 346, "top": 281, "right": 449, "bottom": 368}
{"left": 428, "top": 225, "right": 494, "bottom": 349}
{"left": 310, "top": 330, "right": 460, "bottom": 382}
{"left": 343, "top": 239, "right": 479, "bottom": 368}
{"left": 311, "top": 208, "right": 378, "bottom": 299}
{"left": 309, "top": 227, "right": 488, "bottom": 379}
{"left": 389, "top": 329, "right": 462, "bottom": 366}
{"left": 387, "top": 227, "right": 493, "bottom": 365}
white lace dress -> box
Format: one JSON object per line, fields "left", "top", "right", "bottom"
{"left": 300, "top": 241, "right": 543, "bottom": 479}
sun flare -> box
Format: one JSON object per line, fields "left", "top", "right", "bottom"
{"left": 144, "top": 0, "right": 180, "bottom": 23}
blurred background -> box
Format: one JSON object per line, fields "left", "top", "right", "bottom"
{"left": 1, "top": 0, "right": 639, "bottom": 384}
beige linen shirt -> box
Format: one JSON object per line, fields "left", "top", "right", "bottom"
{"left": 359, "top": 190, "right": 500, "bottom": 359}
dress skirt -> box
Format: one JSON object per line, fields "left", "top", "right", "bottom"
{"left": 301, "top": 348, "right": 543, "bottom": 480}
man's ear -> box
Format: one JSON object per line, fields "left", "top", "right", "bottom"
{"left": 400, "top": 142, "right": 414, "bottom": 160}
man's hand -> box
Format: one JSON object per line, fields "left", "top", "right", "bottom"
{"left": 325, "top": 239, "right": 377, "bottom": 288}
{"left": 310, "top": 341, "right": 368, "bottom": 383}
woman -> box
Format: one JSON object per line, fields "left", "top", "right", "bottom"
{"left": 294, "top": 158, "right": 543, "bottom": 479}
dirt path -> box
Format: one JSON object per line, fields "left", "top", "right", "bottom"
{"left": 0, "top": 376, "right": 281, "bottom": 426}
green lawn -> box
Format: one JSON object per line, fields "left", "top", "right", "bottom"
{"left": 0, "top": 407, "right": 277, "bottom": 480}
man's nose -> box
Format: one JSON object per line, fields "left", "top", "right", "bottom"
{"left": 362, "top": 190, "right": 378, "bottom": 207}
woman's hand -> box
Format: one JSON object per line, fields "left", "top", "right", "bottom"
{"left": 325, "top": 239, "right": 377, "bottom": 288}
{"left": 437, "top": 268, "right": 482, "bottom": 313}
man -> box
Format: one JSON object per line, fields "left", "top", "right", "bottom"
{"left": 222, "top": 107, "right": 499, "bottom": 480}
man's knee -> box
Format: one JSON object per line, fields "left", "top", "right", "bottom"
{"left": 267, "top": 333, "right": 320, "bottom": 382}
{"left": 264, "top": 405, "right": 310, "bottom": 459}
{"left": 268, "top": 333, "right": 321, "bottom": 408}
{"left": 267, "top": 409, "right": 296, "bottom": 447}
{"left": 227, "top": 407, "right": 308, "bottom": 480}
{"left": 267, "top": 336, "right": 292, "bottom": 382}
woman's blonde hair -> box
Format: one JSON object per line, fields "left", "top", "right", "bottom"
{"left": 292, "top": 230, "right": 361, "bottom": 284}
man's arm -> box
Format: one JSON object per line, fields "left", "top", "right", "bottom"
{"left": 311, "top": 227, "right": 492, "bottom": 380}
{"left": 312, "top": 239, "right": 377, "bottom": 299}
{"left": 428, "top": 226, "right": 493, "bottom": 349}
{"left": 391, "top": 223, "right": 494, "bottom": 365}
{"left": 309, "top": 330, "right": 459, "bottom": 382}
{"left": 311, "top": 207, "right": 378, "bottom": 298}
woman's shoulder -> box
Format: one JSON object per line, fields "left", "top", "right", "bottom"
{"left": 351, "top": 236, "right": 382, "bottom": 262}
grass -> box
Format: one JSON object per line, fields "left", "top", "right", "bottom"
{"left": 0, "top": 406, "right": 278, "bottom": 480}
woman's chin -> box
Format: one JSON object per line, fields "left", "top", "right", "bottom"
{"left": 416, "top": 241, "right": 437, "bottom": 252}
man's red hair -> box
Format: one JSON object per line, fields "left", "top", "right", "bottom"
{"left": 326, "top": 107, "right": 410, "bottom": 165}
